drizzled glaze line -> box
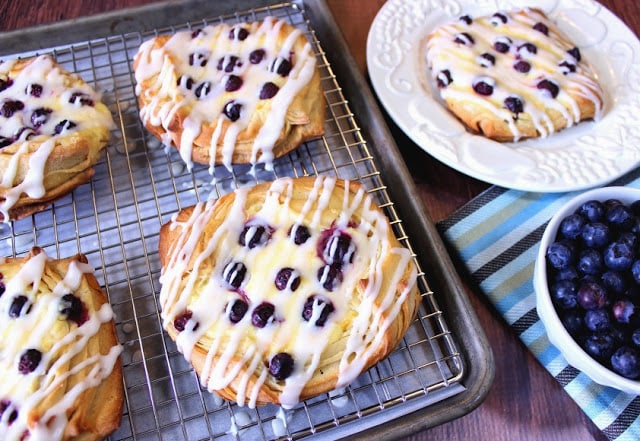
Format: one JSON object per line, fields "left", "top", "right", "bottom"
{"left": 134, "top": 16, "right": 317, "bottom": 172}
{"left": 0, "top": 251, "right": 122, "bottom": 441}
{"left": 159, "top": 176, "right": 417, "bottom": 408}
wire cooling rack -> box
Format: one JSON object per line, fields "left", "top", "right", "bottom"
{"left": 0, "top": 2, "right": 471, "bottom": 440}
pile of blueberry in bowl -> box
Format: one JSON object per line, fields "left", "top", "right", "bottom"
{"left": 534, "top": 186, "right": 640, "bottom": 394}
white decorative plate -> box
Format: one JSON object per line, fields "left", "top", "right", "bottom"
{"left": 366, "top": 0, "right": 640, "bottom": 192}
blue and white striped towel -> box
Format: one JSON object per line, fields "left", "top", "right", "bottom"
{"left": 437, "top": 169, "right": 640, "bottom": 441}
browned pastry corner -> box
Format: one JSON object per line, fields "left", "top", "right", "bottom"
{"left": 0, "top": 54, "right": 113, "bottom": 222}
{"left": 158, "top": 176, "right": 420, "bottom": 408}
{"left": 425, "top": 8, "right": 604, "bottom": 141}
{"left": 134, "top": 16, "right": 325, "bottom": 171}
{"left": 0, "top": 248, "right": 123, "bottom": 440}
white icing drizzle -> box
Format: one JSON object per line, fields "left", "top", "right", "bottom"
{"left": 159, "top": 176, "right": 417, "bottom": 409}
{"left": 425, "top": 8, "right": 604, "bottom": 140}
{"left": 134, "top": 16, "right": 317, "bottom": 172}
{"left": 0, "top": 55, "right": 114, "bottom": 221}
{"left": 0, "top": 250, "right": 122, "bottom": 441}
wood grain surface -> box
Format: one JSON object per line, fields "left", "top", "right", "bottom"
{"left": 1, "top": 1, "right": 637, "bottom": 440}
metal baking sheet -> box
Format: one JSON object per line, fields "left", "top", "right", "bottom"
{"left": 0, "top": 1, "right": 494, "bottom": 440}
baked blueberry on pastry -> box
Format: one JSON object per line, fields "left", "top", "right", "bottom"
{"left": 133, "top": 16, "right": 325, "bottom": 172}
{"left": 425, "top": 8, "right": 604, "bottom": 141}
{"left": 158, "top": 176, "right": 420, "bottom": 408}
{"left": 0, "top": 248, "right": 123, "bottom": 441}
{"left": 0, "top": 54, "right": 113, "bottom": 222}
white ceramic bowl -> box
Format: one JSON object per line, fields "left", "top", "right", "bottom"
{"left": 534, "top": 186, "right": 640, "bottom": 394}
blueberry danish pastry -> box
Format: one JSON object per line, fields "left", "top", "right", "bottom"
{"left": 0, "top": 55, "right": 113, "bottom": 222}
{"left": 425, "top": 8, "right": 604, "bottom": 141}
{"left": 0, "top": 248, "right": 123, "bottom": 440}
{"left": 158, "top": 176, "right": 420, "bottom": 408}
{"left": 134, "top": 16, "right": 325, "bottom": 172}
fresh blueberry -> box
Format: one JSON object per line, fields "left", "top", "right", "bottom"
{"left": 612, "top": 299, "right": 637, "bottom": 324}
{"left": 546, "top": 240, "right": 575, "bottom": 270}
{"left": 269, "top": 352, "right": 294, "bottom": 380}
{"left": 601, "top": 270, "right": 628, "bottom": 296}
{"left": 577, "top": 281, "right": 607, "bottom": 310}
{"left": 0, "top": 78, "right": 13, "bottom": 92}
{"left": 632, "top": 329, "right": 640, "bottom": 347}
{"left": 578, "top": 200, "right": 605, "bottom": 222}
{"left": 604, "top": 240, "right": 635, "bottom": 271}
{"left": 583, "top": 332, "right": 615, "bottom": 361}
{"left": 561, "top": 309, "right": 583, "bottom": 336}
{"left": 606, "top": 204, "right": 635, "bottom": 230}
{"left": 611, "top": 346, "right": 640, "bottom": 379}
{"left": 26, "top": 83, "right": 43, "bottom": 97}
{"left": 550, "top": 279, "right": 578, "bottom": 309}
{"left": 559, "top": 214, "right": 586, "bottom": 239}
{"left": 217, "top": 55, "right": 241, "bottom": 72}
{"left": 584, "top": 308, "right": 610, "bottom": 332}
{"left": 580, "top": 222, "right": 610, "bottom": 248}
{"left": 554, "top": 266, "right": 579, "bottom": 282}
{"left": 577, "top": 248, "right": 603, "bottom": 276}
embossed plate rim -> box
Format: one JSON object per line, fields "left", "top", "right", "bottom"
{"left": 366, "top": 0, "right": 640, "bottom": 192}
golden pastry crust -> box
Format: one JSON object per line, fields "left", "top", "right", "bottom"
{"left": 158, "top": 176, "right": 420, "bottom": 408}
{"left": 133, "top": 17, "right": 325, "bottom": 170}
{"left": 0, "top": 55, "right": 113, "bottom": 222}
{"left": 425, "top": 8, "right": 604, "bottom": 141}
{"left": 0, "top": 248, "right": 123, "bottom": 441}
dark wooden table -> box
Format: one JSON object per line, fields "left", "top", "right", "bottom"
{"left": 1, "top": 1, "right": 638, "bottom": 440}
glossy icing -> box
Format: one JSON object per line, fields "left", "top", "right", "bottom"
{"left": 134, "top": 16, "right": 318, "bottom": 172}
{"left": 159, "top": 176, "right": 417, "bottom": 408}
{"left": 0, "top": 250, "right": 122, "bottom": 441}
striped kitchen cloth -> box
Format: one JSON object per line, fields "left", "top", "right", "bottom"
{"left": 437, "top": 168, "right": 640, "bottom": 441}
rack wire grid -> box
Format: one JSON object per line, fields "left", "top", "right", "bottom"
{"left": 0, "top": 2, "right": 467, "bottom": 440}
